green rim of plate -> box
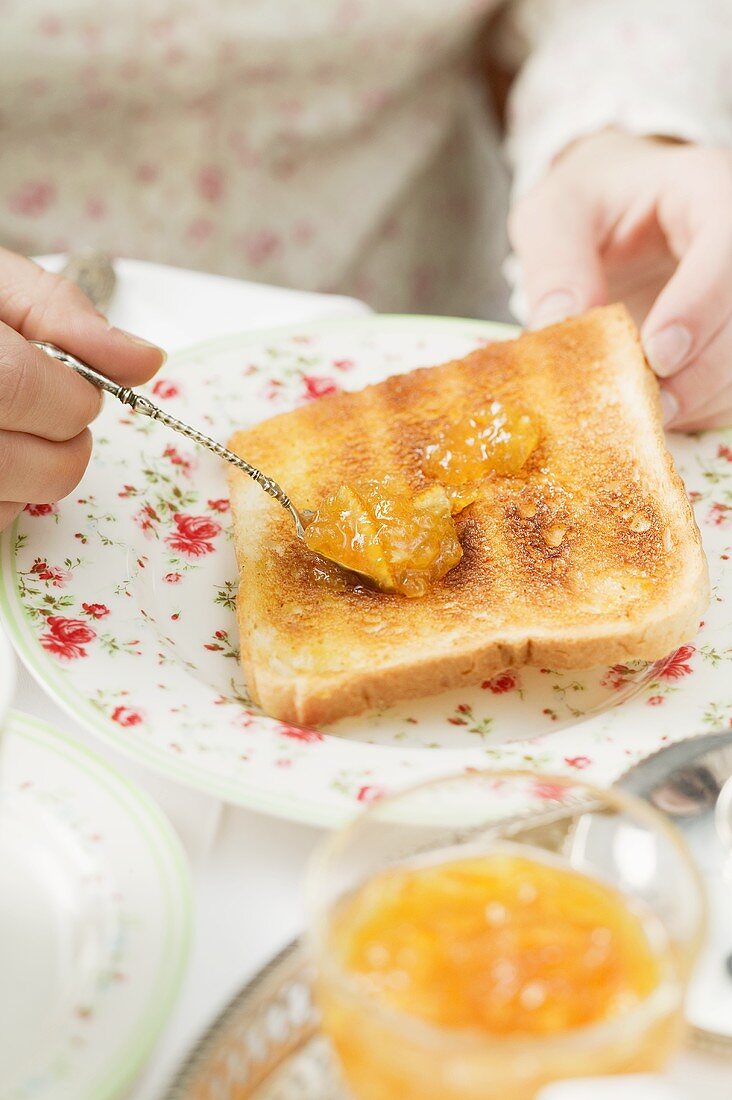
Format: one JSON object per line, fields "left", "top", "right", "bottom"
{"left": 5, "top": 710, "right": 193, "bottom": 1100}
{"left": 0, "top": 314, "right": 515, "bottom": 826}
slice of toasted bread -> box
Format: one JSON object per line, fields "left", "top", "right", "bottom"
{"left": 228, "top": 305, "right": 709, "bottom": 726}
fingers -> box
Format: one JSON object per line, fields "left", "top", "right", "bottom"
{"left": 0, "top": 248, "right": 163, "bottom": 523}
{"left": 642, "top": 151, "right": 732, "bottom": 378}
{"left": 508, "top": 183, "right": 608, "bottom": 329}
{"left": 0, "top": 428, "right": 92, "bottom": 503}
{"left": 0, "top": 249, "right": 165, "bottom": 386}
{"left": 665, "top": 377, "right": 732, "bottom": 431}
{"left": 670, "top": 408, "right": 732, "bottom": 433}
{"left": 0, "top": 501, "right": 22, "bottom": 533}
{"left": 0, "top": 321, "right": 105, "bottom": 440}
{"left": 642, "top": 226, "right": 732, "bottom": 379}
{"left": 661, "top": 317, "right": 732, "bottom": 430}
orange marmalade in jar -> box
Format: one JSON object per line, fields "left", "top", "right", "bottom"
{"left": 316, "top": 852, "right": 683, "bottom": 1100}
{"left": 309, "top": 771, "right": 704, "bottom": 1100}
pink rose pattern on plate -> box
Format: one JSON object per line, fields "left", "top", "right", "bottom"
{"left": 2, "top": 318, "right": 731, "bottom": 825}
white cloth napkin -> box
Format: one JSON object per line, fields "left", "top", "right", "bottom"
{"left": 37, "top": 254, "right": 372, "bottom": 350}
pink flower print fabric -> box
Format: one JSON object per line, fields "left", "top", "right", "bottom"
{"left": 0, "top": 1, "right": 729, "bottom": 318}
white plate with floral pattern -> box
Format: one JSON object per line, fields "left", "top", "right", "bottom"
{"left": 0, "top": 316, "right": 730, "bottom": 826}
{"left": 0, "top": 710, "right": 191, "bottom": 1100}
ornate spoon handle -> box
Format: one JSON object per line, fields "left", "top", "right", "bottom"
{"left": 31, "top": 340, "right": 306, "bottom": 540}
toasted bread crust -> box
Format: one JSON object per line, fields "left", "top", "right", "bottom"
{"left": 228, "top": 306, "right": 709, "bottom": 725}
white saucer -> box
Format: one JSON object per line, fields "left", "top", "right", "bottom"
{"left": 0, "top": 711, "right": 191, "bottom": 1099}
{"left": 0, "top": 620, "right": 16, "bottom": 727}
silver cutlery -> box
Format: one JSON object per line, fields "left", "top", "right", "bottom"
{"left": 617, "top": 730, "right": 732, "bottom": 834}
{"left": 31, "top": 340, "right": 310, "bottom": 541}
{"left": 39, "top": 251, "right": 319, "bottom": 543}
{"left": 616, "top": 730, "right": 732, "bottom": 1055}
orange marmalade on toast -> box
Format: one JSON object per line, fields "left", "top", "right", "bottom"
{"left": 304, "top": 402, "right": 538, "bottom": 596}
{"left": 303, "top": 479, "right": 461, "bottom": 598}
{"left": 423, "top": 401, "right": 539, "bottom": 512}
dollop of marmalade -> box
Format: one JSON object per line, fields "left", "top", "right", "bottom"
{"left": 304, "top": 402, "right": 538, "bottom": 596}
{"left": 423, "top": 401, "right": 540, "bottom": 511}
{"left": 304, "top": 479, "right": 462, "bottom": 598}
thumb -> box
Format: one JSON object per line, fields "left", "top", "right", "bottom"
{"left": 0, "top": 249, "right": 165, "bottom": 386}
{"left": 508, "top": 188, "right": 607, "bottom": 329}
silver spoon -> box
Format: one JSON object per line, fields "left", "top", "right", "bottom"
{"left": 616, "top": 729, "right": 732, "bottom": 825}
{"left": 615, "top": 730, "right": 732, "bottom": 1055}
{"left": 31, "top": 340, "right": 309, "bottom": 541}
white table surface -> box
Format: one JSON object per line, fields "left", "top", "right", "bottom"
{"left": 9, "top": 258, "right": 732, "bottom": 1099}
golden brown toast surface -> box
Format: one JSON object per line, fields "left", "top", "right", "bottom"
{"left": 228, "top": 305, "right": 709, "bottom": 725}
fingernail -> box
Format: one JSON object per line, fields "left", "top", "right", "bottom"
{"left": 92, "top": 389, "right": 105, "bottom": 421}
{"left": 660, "top": 388, "right": 679, "bottom": 426}
{"left": 530, "top": 290, "right": 579, "bottom": 330}
{"left": 643, "top": 324, "right": 692, "bottom": 378}
{"left": 110, "top": 325, "right": 167, "bottom": 363}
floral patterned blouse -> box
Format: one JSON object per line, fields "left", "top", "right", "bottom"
{"left": 1, "top": 0, "right": 731, "bottom": 318}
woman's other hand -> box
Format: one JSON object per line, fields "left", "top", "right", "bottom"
{"left": 0, "top": 248, "right": 164, "bottom": 531}
{"left": 509, "top": 130, "right": 732, "bottom": 431}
